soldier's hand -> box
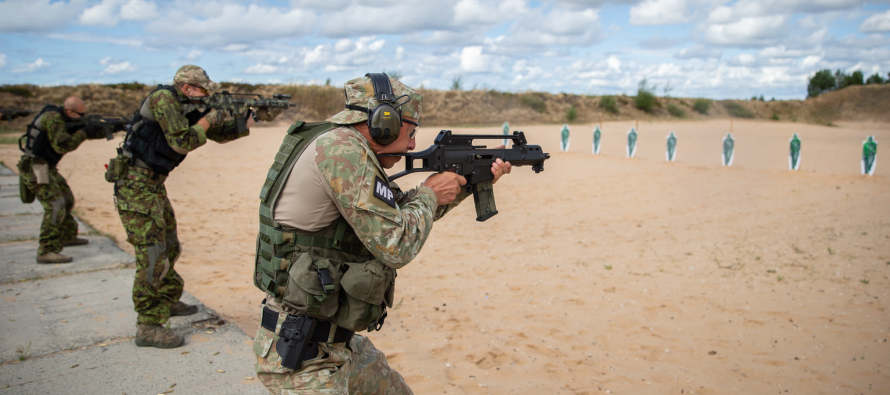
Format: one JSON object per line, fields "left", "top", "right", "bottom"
{"left": 490, "top": 146, "right": 512, "bottom": 184}
{"left": 255, "top": 107, "right": 284, "bottom": 122}
{"left": 423, "top": 171, "right": 467, "bottom": 205}
{"left": 201, "top": 109, "right": 227, "bottom": 128}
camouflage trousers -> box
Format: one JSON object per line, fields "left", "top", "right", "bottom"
{"left": 254, "top": 308, "right": 413, "bottom": 395}
{"left": 17, "top": 156, "right": 78, "bottom": 255}
{"left": 114, "top": 167, "right": 183, "bottom": 325}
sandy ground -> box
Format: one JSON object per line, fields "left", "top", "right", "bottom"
{"left": 2, "top": 119, "right": 889, "bottom": 394}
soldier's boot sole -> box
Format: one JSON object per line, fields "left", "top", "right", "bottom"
{"left": 135, "top": 325, "right": 185, "bottom": 349}
{"left": 36, "top": 252, "right": 73, "bottom": 264}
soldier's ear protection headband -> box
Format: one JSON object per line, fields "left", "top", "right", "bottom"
{"left": 345, "top": 73, "right": 415, "bottom": 146}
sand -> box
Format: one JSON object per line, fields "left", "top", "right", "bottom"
{"left": 2, "top": 119, "right": 888, "bottom": 394}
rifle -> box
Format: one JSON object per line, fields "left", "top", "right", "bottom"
{"left": 77, "top": 115, "right": 129, "bottom": 140}
{"left": 0, "top": 107, "right": 32, "bottom": 121}
{"left": 197, "top": 91, "right": 295, "bottom": 133}
{"left": 387, "top": 130, "right": 550, "bottom": 222}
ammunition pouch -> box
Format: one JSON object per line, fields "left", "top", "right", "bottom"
{"left": 16, "top": 156, "right": 35, "bottom": 204}
{"left": 104, "top": 153, "right": 129, "bottom": 183}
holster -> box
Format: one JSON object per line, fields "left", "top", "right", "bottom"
{"left": 274, "top": 312, "right": 318, "bottom": 370}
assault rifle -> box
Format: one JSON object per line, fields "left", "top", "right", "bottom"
{"left": 197, "top": 91, "right": 295, "bottom": 133}
{"left": 387, "top": 130, "right": 550, "bottom": 222}
{"left": 0, "top": 107, "right": 32, "bottom": 121}
{"left": 77, "top": 115, "right": 129, "bottom": 140}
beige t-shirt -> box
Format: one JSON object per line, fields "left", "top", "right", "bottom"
{"left": 273, "top": 135, "right": 340, "bottom": 231}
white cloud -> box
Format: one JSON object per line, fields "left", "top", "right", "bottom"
{"left": 460, "top": 46, "right": 490, "bottom": 73}
{"left": 396, "top": 46, "right": 405, "bottom": 61}
{"left": 47, "top": 32, "right": 142, "bottom": 47}
{"left": 14, "top": 58, "right": 50, "bottom": 73}
{"left": 861, "top": 10, "right": 890, "bottom": 33}
{"left": 0, "top": 53, "right": 6, "bottom": 68}
{"left": 146, "top": 3, "right": 315, "bottom": 47}
{"left": 80, "top": 0, "right": 122, "bottom": 26}
{"left": 186, "top": 50, "right": 203, "bottom": 61}
{"left": 120, "top": 0, "right": 158, "bottom": 20}
{"left": 705, "top": 15, "right": 786, "bottom": 45}
{"left": 801, "top": 55, "right": 821, "bottom": 68}
{"left": 0, "top": 0, "right": 86, "bottom": 32}
{"left": 607, "top": 55, "right": 621, "bottom": 72}
{"left": 630, "top": 0, "right": 690, "bottom": 25}
{"left": 103, "top": 61, "right": 135, "bottom": 74}
{"left": 245, "top": 64, "right": 280, "bottom": 74}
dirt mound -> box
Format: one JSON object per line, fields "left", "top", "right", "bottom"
{"left": 1, "top": 83, "right": 887, "bottom": 134}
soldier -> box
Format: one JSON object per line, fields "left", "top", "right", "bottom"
{"left": 252, "top": 73, "right": 511, "bottom": 393}
{"left": 107, "top": 65, "right": 279, "bottom": 349}
{"left": 17, "top": 96, "right": 95, "bottom": 264}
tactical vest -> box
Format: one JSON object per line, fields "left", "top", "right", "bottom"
{"left": 255, "top": 121, "right": 394, "bottom": 332}
{"left": 19, "top": 105, "right": 80, "bottom": 167}
{"left": 124, "top": 85, "right": 204, "bottom": 175}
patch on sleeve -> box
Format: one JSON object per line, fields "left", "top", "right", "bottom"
{"left": 373, "top": 176, "right": 396, "bottom": 208}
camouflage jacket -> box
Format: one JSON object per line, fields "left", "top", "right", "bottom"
{"left": 313, "top": 126, "right": 468, "bottom": 269}
{"left": 145, "top": 88, "right": 247, "bottom": 153}
{"left": 37, "top": 110, "right": 87, "bottom": 157}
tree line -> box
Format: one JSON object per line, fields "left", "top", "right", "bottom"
{"left": 808, "top": 69, "right": 889, "bottom": 98}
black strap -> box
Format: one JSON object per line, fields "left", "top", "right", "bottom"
{"left": 365, "top": 73, "right": 394, "bottom": 102}
{"left": 261, "top": 305, "right": 353, "bottom": 343}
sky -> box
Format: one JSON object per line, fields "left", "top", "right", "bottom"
{"left": 0, "top": 0, "right": 889, "bottom": 100}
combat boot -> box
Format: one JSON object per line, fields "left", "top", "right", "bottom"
{"left": 170, "top": 301, "right": 199, "bottom": 316}
{"left": 36, "top": 252, "right": 72, "bottom": 264}
{"left": 63, "top": 237, "right": 89, "bottom": 246}
{"left": 135, "top": 324, "right": 184, "bottom": 349}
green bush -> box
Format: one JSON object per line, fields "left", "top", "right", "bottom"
{"left": 0, "top": 85, "right": 34, "bottom": 97}
{"left": 634, "top": 90, "right": 657, "bottom": 113}
{"left": 599, "top": 95, "right": 618, "bottom": 114}
{"left": 724, "top": 102, "right": 755, "bottom": 118}
{"left": 519, "top": 93, "right": 546, "bottom": 113}
{"left": 566, "top": 105, "right": 577, "bottom": 122}
{"left": 667, "top": 103, "right": 685, "bottom": 118}
{"left": 693, "top": 99, "right": 710, "bottom": 114}
{"left": 771, "top": 113, "right": 780, "bottom": 121}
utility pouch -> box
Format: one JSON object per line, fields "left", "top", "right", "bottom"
{"left": 275, "top": 314, "right": 317, "bottom": 370}
{"left": 335, "top": 260, "right": 394, "bottom": 332}
{"left": 16, "top": 157, "right": 35, "bottom": 204}
{"left": 32, "top": 163, "right": 49, "bottom": 185}
{"left": 105, "top": 155, "right": 128, "bottom": 183}
{"left": 283, "top": 253, "right": 341, "bottom": 320}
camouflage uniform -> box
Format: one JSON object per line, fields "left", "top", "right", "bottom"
{"left": 17, "top": 110, "right": 87, "bottom": 256}
{"left": 114, "top": 65, "right": 243, "bottom": 326}
{"left": 254, "top": 75, "right": 468, "bottom": 394}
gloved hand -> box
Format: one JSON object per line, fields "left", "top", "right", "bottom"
{"left": 255, "top": 107, "right": 285, "bottom": 122}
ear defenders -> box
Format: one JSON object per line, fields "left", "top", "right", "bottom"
{"left": 346, "top": 73, "right": 402, "bottom": 145}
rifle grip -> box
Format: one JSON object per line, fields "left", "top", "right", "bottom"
{"left": 472, "top": 182, "right": 498, "bottom": 222}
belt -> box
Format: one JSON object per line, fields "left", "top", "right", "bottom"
{"left": 127, "top": 162, "right": 167, "bottom": 184}
{"left": 261, "top": 305, "right": 353, "bottom": 344}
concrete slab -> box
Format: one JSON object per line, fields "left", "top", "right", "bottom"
{"left": 0, "top": 213, "right": 41, "bottom": 243}
{"left": 0, "top": 268, "right": 225, "bottom": 362}
{"left": 0, "top": 321, "right": 266, "bottom": 395}
{"left": 0, "top": 236, "right": 133, "bottom": 284}
{"left": 0, "top": 163, "right": 267, "bottom": 394}
{"left": 0, "top": 197, "right": 41, "bottom": 217}
{"left": 0, "top": 213, "right": 97, "bottom": 243}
